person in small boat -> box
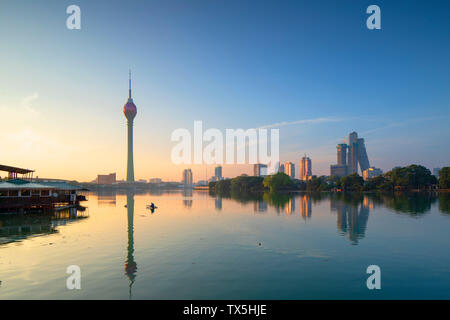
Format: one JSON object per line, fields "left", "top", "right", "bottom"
{"left": 148, "top": 202, "right": 156, "bottom": 209}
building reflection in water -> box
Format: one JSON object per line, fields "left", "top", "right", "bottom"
{"left": 285, "top": 197, "right": 295, "bottom": 215}
{"left": 97, "top": 190, "right": 117, "bottom": 207}
{"left": 215, "top": 196, "right": 222, "bottom": 211}
{"left": 124, "top": 193, "right": 137, "bottom": 299}
{"left": 0, "top": 206, "right": 88, "bottom": 246}
{"left": 331, "top": 195, "right": 370, "bottom": 245}
{"left": 183, "top": 188, "right": 193, "bottom": 208}
{"left": 299, "top": 194, "right": 312, "bottom": 219}
{"left": 253, "top": 200, "right": 268, "bottom": 213}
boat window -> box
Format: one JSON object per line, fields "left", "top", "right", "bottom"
{"left": 8, "top": 190, "right": 19, "bottom": 197}
{"left": 0, "top": 190, "right": 8, "bottom": 197}
{"left": 21, "top": 190, "right": 31, "bottom": 197}
{"left": 41, "top": 190, "right": 50, "bottom": 196}
{"left": 31, "top": 190, "right": 40, "bottom": 196}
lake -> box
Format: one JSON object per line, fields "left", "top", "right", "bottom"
{"left": 1, "top": 190, "right": 449, "bottom": 299}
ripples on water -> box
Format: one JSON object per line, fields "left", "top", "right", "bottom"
{"left": 0, "top": 191, "right": 449, "bottom": 299}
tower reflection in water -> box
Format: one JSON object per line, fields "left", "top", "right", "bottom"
{"left": 124, "top": 192, "right": 137, "bottom": 299}
{"left": 331, "top": 195, "right": 370, "bottom": 245}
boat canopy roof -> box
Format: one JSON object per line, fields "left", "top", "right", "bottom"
{"left": 0, "top": 181, "right": 56, "bottom": 190}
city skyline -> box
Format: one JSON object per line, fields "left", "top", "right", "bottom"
{"left": 1, "top": 1, "right": 449, "bottom": 182}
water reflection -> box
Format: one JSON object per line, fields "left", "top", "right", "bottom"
{"left": 299, "top": 194, "right": 312, "bottom": 220}
{"left": 330, "top": 194, "right": 370, "bottom": 245}
{"left": 439, "top": 193, "right": 450, "bottom": 214}
{"left": 253, "top": 200, "right": 267, "bottom": 213}
{"left": 379, "top": 192, "right": 436, "bottom": 216}
{"left": 183, "top": 188, "right": 193, "bottom": 208}
{"left": 97, "top": 190, "right": 116, "bottom": 207}
{"left": 217, "top": 190, "right": 450, "bottom": 244}
{"left": 0, "top": 206, "right": 88, "bottom": 246}
{"left": 124, "top": 193, "right": 137, "bottom": 300}
{"left": 215, "top": 196, "right": 222, "bottom": 211}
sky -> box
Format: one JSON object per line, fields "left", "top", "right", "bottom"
{"left": 0, "top": 0, "right": 449, "bottom": 182}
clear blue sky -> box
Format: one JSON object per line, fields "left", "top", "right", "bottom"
{"left": 0, "top": 0, "right": 449, "bottom": 180}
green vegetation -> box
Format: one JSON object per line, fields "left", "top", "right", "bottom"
{"left": 263, "top": 172, "right": 293, "bottom": 192}
{"left": 209, "top": 164, "right": 447, "bottom": 195}
{"left": 209, "top": 175, "right": 264, "bottom": 196}
{"left": 438, "top": 167, "right": 450, "bottom": 189}
{"left": 384, "top": 165, "right": 437, "bottom": 190}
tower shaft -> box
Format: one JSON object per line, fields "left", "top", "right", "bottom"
{"left": 127, "top": 120, "right": 135, "bottom": 182}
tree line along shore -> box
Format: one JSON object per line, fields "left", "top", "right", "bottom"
{"left": 209, "top": 165, "right": 450, "bottom": 194}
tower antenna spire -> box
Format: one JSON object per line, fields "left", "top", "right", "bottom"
{"left": 129, "top": 69, "right": 132, "bottom": 99}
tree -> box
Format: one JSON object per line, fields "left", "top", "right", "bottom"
{"left": 439, "top": 167, "right": 450, "bottom": 189}
{"left": 230, "top": 175, "right": 264, "bottom": 194}
{"left": 263, "top": 172, "right": 294, "bottom": 193}
{"left": 387, "top": 165, "right": 435, "bottom": 189}
{"left": 306, "top": 176, "right": 331, "bottom": 192}
{"left": 341, "top": 173, "right": 364, "bottom": 192}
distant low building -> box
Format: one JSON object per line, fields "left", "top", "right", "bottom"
{"left": 433, "top": 168, "right": 441, "bottom": 178}
{"left": 362, "top": 167, "right": 383, "bottom": 180}
{"left": 253, "top": 163, "right": 268, "bottom": 177}
{"left": 149, "top": 178, "right": 162, "bottom": 184}
{"left": 196, "top": 180, "right": 208, "bottom": 186}
{"left": 97, "top": 173, "right": 116, "bottom": 184}
{"left": 330, "top": 165, "right": 348, "bottom": 178}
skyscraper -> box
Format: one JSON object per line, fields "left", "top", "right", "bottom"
{"left": 123, "top": 71, "right": 137, "bottom": 182}
{"left": 331, "top": 132, "right": 371, "bottom": 177}
{"left": 300, "top": 156, "right": 312, "bottom": 181}
{"left": 348, "top": 132, "right": 359, "bottom": 174}
{"left": 182, "top": 169, "right": 193, "bottom": 186}
{"left": 357, "top": 138, "right": 370, "bottom": 172}
{"left": 337, "top": 144, "right": 348, "bottom": 166}
{"left": 214, "top": 166, "right": 223, "bottom": 180}
{"left": 284, "top": 162, "right": 295, "bottom": 179}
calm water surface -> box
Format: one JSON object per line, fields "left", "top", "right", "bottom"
{"left": 1, "top": 190, "right": 450, "bottom": 299}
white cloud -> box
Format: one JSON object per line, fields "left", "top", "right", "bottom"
{"left": 259, "top": 117, "right": 342, "bottom": 129}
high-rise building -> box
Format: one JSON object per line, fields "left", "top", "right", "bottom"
{"left": 362, "top": 167, "right": 383, "bottom": 180}
{"left": 348, "top": 132, "right": 359, "bottom": 174}
{"left": 253, "top": 163, "right": 268, "bottom": 177}
{"left": 300, "top": 156, "right": 312, "bottom": 181}
{"left": 284, "top": 162, "right": 295, "bottom": 179}
{"left": 330, "top": 164, "right": 348, "bottom": 177}
{"left": 123, "top": 71, "right": 137, "bottom": 182}
{"left": 182, "top": 169, "right": 193, "bottom": 186}
{"left": 337, "top": 144, "right": 348, "bottom": 166}
{"left": 279, "top": 164, "right": 285, "bottom": 174}
{"left": 342, "top": 132, "right": 370, "bottom": 175}
{"left": 214, "top": 166, "right": 223, "bottom": 180}
{"left": 357, "top": 138, "right": 370, "bottom": 172}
